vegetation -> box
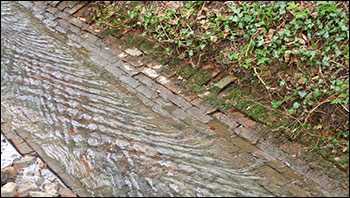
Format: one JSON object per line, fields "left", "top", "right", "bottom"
{"left": 87, "top": 1, "right": 349, "bottom": 156}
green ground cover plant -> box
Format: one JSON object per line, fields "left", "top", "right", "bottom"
{"left": 87, "top": 1, "right": 349, "bottom": 157}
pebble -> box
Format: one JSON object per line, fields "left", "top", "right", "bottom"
{"left": 44, "top": 182, "right": 59, "bottom": 194}
{"left": 1, "top": 167, "right": 16, "bottom": 185}
{"left": 13, "top": 156, "right": 36, "bottom": 167}
{"left": 17, "top": 178, "right": 39, "bottom": 197}
{"left": 28, "top": 191, "right": 57, "bottom": 197}
{"left": 1, "top": 182, "right": 17, "bottom": 197}
{"left": 125, "top": 48, "right": 143, "bottom": 57}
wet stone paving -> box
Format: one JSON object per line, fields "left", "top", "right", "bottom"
{"left": 1, "top": 1, "right": 348, "bottom": 197}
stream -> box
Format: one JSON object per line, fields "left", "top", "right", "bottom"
{"left": 1, "top": 1, "right": 277, "bottom": 196}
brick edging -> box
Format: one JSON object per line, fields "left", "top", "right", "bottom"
{"left": 13, "top": 1, "right": 350, "bottom": 197}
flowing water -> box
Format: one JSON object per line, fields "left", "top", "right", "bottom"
{"left": 1, "top": 1, "right": 276, "bottom": 196}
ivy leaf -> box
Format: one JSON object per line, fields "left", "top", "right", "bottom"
{"left": 271, "top": 100, "right": 283, "bottom": 109}
{"left": 313, "top": 88, "right": 320, "bottom": 99}
{"left": 188, "top": 50, "right": 194, "bottom": 57}
{"left": 293, "top": 102, "right": 300, "bottom": 109}
{"left": 298, "top": 91, "right": 307, "bottom": 98}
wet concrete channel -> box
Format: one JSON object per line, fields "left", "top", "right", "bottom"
{"left": 1, "top": 1, "right": 348, "bottom": 197}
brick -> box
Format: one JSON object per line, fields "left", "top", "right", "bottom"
{"left": 89, "top": 55, "right": 109, "bottom": 67}
{"left": 213, "top": 75, "right": 237, "bottom": 91}
{"left": 15, "top": 142, "right": 34, "bottom": 155}
{"left": 69, "top": 17, "right": 83, "bottom": 27}
{"left": 66, "top": 2, "right": 87, "bottom": 15}
{"left": 56, "top": 18, "right": 70, "bottom": 29}
{"left": 119, "top": 75, "right": 141, "bottom": 88}
{"left": 213, "top": 112, "right": 239, "bottom": 129}
{"left": 105, "top": 64, "right": 125, "bottom": 78}
{"left": 234, "top": 127, "right": 261, "bottom": 145}
{"left": 136, "top": 85, "right": 157, "bottom": 99}
{"left": 124, "top": 56, "right": 143, "bottom": 67}
{"left": 55, "top": 11, "right": 69, "bottom": 20}
{"left": 49, "top": 1, "right": 60, "bottom": 7}
{"left": 230, "top": 136, "right": 258, "bottom": 153}
{"left": 230, "top": 111, "right": 256, "bottom": 128}
{"left": 58, "top": 187, "right": 77, "bottom": 197}
{"left": 286, "top": 183, "right": 310, "bottom": 197}
{"left": 186, "top": 106, "right": 212, "bottom": 123}
{"left": 256, "top": 166, "right": 289, "bottom": 186}
{"left": 47, "top": 6, "right": 58, "bottom": 14}
{"left": 168, "top": 94, "right": 192, "bottom": 110}
{"left": 155, "top": 75, "right": 170, "bottom": 85}
{"left": 68, "top": 24, "right": 81, "bottom": 34}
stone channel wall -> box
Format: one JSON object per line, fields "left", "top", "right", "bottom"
{"left": 1, "top": 1, "right": 348, "bottom": 197}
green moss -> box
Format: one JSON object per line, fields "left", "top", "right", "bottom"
{"left": 191, "top": 69, "right": 212, "bottom": 86}
{"left": 209, "top": 86, "right": 221, "bottom": 95}
{"left": 190, "top": 84, "right": 206, "bottom": 94}
{"left": 178, "top": 65, "right": 196, "bottom": 79}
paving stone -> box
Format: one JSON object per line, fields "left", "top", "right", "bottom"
{"left": 47, "top": 6, "right": 58, "bottom": 14}
{"left": 120, "top": 75, "right": 141, "bottom": 88}
{"left": 234, "top": 127, "right": 261, "bottom": 145}
{"left": 18, "top": 1, "right": 33, "bottom": 8}
{"left": 259, "top": 181, "right": 292, "bottom": 197}
{"left": 168, "top": 94, "right": 192, "bottom": 110}
{"left": 57, "top": 1, "right": 68, "bottom": 11}
{"left": 65, "top": 1, "right": 78, "bottom": 9}
{"left": 55, "top": 25, "right": 67, "bottom": 34}
{"left": 55, "top": 11, "right": 69, "bottom": 20}
{"left": 252, "top": 149, "right": 277, "bottom": 162}
{"left": 124, "top": 56, "right": 144, "bottom": 67}
{"left": 118, "top": 61, "right": 141, "bottom": 76}
{"left": 89, "top": 55, "right": 109, "bottom": 68}
{"left": 230, "top": 136, "right": 258, "bottom": 153}
{"left": 155, "top": 75, "right": 170, "bottom": 85}
{"left": 256, "top": 166, "right": 290, "bottom": 186}
{"left": 213, "top": 112, "right": 239, "bottom": 129}
{"left": 172, "top": 107, "right": 190, "bottom": 121}
{"left": 285, "top": 183, "right": 310, "bottom": 197}
{"left": 33, "top": 1, "right": 47, "bottom": 9}
{"left": 125, "top": 48, "right": 143, "bottom": 57}
{"left": 42, "top": 18, "right": 58, "bottom": 28}
{"left": 68, "top": 24, "right": 81, "bottom": 34}
{"left": 230, "top": 111, "right": 256, "bottom": 128}
{"left": 136, "top": 85, "right": 157, "bottom": 99}
{"left": 118, "top": 52, "right": 128, "bottom": 58}
{"left": 49, "top": 1, "right": 60, "bottom": 7}
{"left": 142, "top": 67, "right": 159, "bottom": 78}
{"left": 105, "top": 64, "right": 125, "bottom": 78}
{"left": 66, "top": 2, "right": 87, "bottom": 15}
{"left": 279, "top": 142, "right": 306, "bottom": 157}
{"left": 56, "top": 19, "right": 70, "bottom": 29}
{"left": 28, "top": 191, "right": 57, "bottom": 197}
{"left": 186, "top": 106, "right": 212, "bottom": 123}
{"left": 153, "top": 97, "right": 173, "bottom": 107}
{"left": 1, "top": 182, "right": 17, "bottom": 197}
{"left": 58, "top": 187, "right": 77, "bottom": 197}
{"left": 213, "top": 75, "right": 237, "bottom": 91}
{"left": 69, "top": 17, "right": 83, "bottom": 28}
{"left": 15, "top": 142, "right": 34, "bottom": 155}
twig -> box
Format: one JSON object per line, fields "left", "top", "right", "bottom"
{"left": 253, "top": 67, "right": 277, "bottom": 90}
{"left": 303, "top": 98, "right": 331, "bottom": 125}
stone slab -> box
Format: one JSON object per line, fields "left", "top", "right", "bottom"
{"left": 213, "top": 75, "right": 237, "bottom": 91}
{"left": 186, "top": 106, "right": 213, "bottom": 123}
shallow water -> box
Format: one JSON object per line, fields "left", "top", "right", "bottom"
{"left": 1, "top": 1, "right": 274, "bottom": 196}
